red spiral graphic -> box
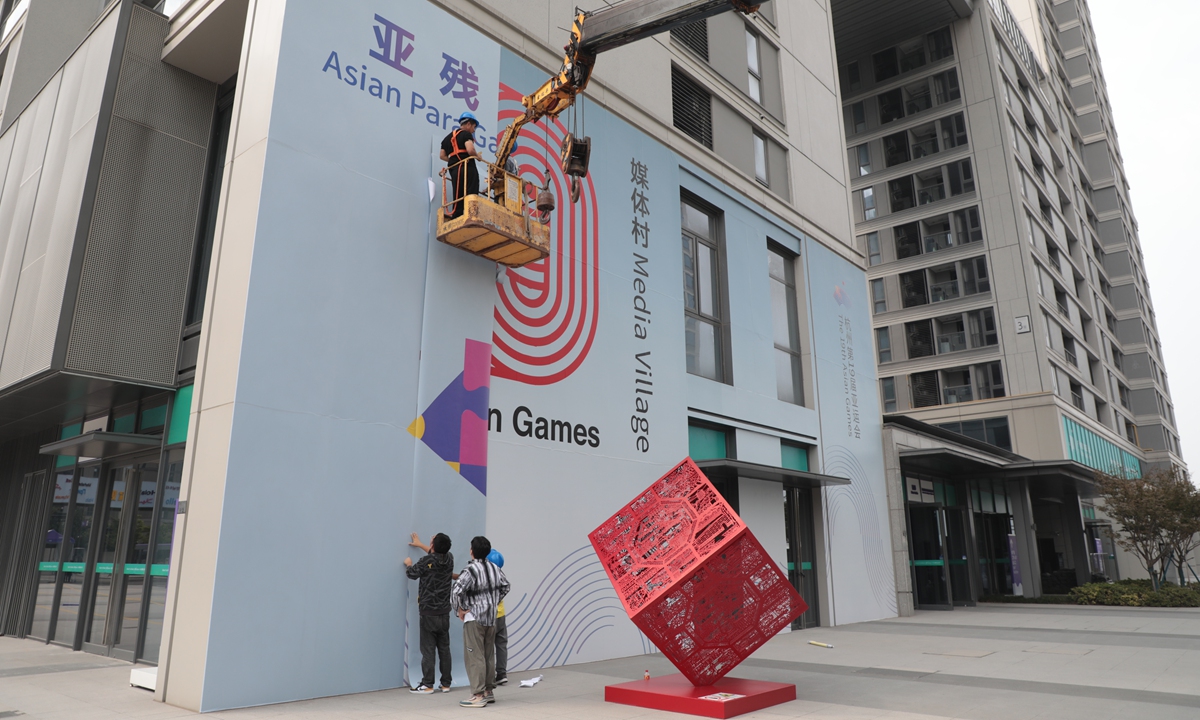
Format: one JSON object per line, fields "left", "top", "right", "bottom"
{"left": 491, "top": 83, "right": 600, "bottom": 385}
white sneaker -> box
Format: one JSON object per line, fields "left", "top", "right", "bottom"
{"left": 410, "top": 684, "right": 435, "bottom": 694}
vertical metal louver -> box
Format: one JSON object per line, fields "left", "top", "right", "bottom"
{"left": 670, "top": 20, "right": 709, "bottom": 60}
{"left": 911, "top": 371, "right": 940, "bottom": 408}
{"left": 672, "top": 67, "right": 713, "bottom": 149}
{"left": 905, "top": 320, "right": 934, "bottom": 359}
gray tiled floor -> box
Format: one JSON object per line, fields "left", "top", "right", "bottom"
{"left": 3, "top": 604, "right": 1200, "bottom": 719}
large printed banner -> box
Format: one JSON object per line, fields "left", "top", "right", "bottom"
{"left": 805, "top": 244, "right": 897, "bottom": 623}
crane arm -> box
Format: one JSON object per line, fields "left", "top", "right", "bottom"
{"left": 490, "top": 0, "right": 759, "bottom": 197}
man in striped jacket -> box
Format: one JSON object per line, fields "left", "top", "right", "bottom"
{"left": 450, "top": 536, "right": 510, "bottom": 708}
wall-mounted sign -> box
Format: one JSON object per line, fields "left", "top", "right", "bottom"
{"left": 1015, "top": 315, "right": 1031, "bottom": 334}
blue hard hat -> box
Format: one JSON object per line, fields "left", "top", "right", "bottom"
{"left": 487, "top": 549, "right": 504, "bottom": 568}
{"left": 458, "top": 111, "right": 478, "bottom": 124}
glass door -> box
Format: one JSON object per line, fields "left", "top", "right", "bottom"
{"left": 944, "top": 509, "right": 974, "bottom": 606}
{"left": 49, "top": 465, "right": 101, "bottom": 646}
{"left": 80, "top": 457, "right": 159, "bottom": 659}
{"left": 908, "top": 505, "right": 951, "bottom": 608}
{"left": 29, "top": 470, "right": 70, "bottom": 640}
{"left": 785, "top": 487, "right": 820, "bottom": 628}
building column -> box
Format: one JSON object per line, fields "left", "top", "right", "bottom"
{"left": 1008, "top": 478, "right": 1041, "bottom": 597}
{"left": 1063, "top": 485, "right": 1092, "bottom": 587}
{"left": 881, "top": 427, "right": 914, "bottom": 615}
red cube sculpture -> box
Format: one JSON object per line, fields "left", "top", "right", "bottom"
{"left": 589, "top": 458, "right": 808, "bottom": 687}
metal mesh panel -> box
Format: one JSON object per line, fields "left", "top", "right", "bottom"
{"left": 65, "top": 7, "right": 215, "bottom": 384}
{"left": 672, "top": 67, "right": 712, "bottom": 149}
{"left": 670, "top": 20, "right": 708, "bottom": 61}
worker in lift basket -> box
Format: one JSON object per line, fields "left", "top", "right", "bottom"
{"left": 440, "top": 111, "right": 485, "bottom": 219}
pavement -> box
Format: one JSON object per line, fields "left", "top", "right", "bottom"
{"left": 3, "top": 603, "right": 1200, "bottom": 719}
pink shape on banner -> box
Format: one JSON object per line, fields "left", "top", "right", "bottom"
{"left": 459, "top": 410, "right": 488, "bottom": 467}
{"left": 463, "top": 339, "right": 492, "bottom": 391}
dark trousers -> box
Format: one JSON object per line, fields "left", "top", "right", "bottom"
{"left": 447, "top": 159, "right": 479, "bottom": 218}
{"left": 494, "top": 614, "right": 507, "bottom": 680}
{"left": 419, "top": 614, "right": 452, "bottom": 688}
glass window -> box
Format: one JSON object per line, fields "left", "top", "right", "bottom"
{"left": 876, "top": 327, "right": 892, "bottom": 362}
{"left": 873, "top": 48, "right": 899, "bottom": 81}
{"left": 968, "top": 308, "right": 998, "bottom": 347}
{"left": 861, "top": 186, "right": 876, "bottom": 220}
{"left": 746, "top": 29, "right": 762, "bottom": 103}
{"left": 905, "top": 319, "right": 934, "bottom": 358}
{"left": 961, "top": 256, "right": 989, "bottom": 295}
{"left": 871, "top": 279, "right": 886, "bottom": 314}
{"left": 889, "top": 176, "right": 915, "bottom": 212}
{"left": 753, "top": 133, "right": 768, "bottom": 184}
{"left": 898, "top": 39, "right": 926, "bottom": 72}
{"left": 881, "top": 377, "right": 898, "bottom": 412}
{"left": 865, "top": 232, "right": 881, "bottom": 265}
{"left": 768, "top": 244, "right": 803, "bottom": 405}
{"left": 894, "top": 222, "right": 921, "bottom": 259}
{"left": 899, "top": 270, "right": 928, "bottom": 308}
{"left": 843, "top": 61, "right": 861, "bottom": 94}
{"left": 682, "top": 200, "right": 725, "bottom": 382}
{"left": 883, "top": 132, "right": 910, "bottom": 167}
{"left": 933, "top": 68, "right": 960, "bottom": 104}
{"left": 911, "top": 371, "right": 940, "bottom": 407}
{"left": 953, "top": 207, "right": 982, "bottom": 243}
{"left": 975, "top": 361, "right": 1006, "bottom": 399}
{"left": 928, "top": 27, "right": 953, "bottom": 61}
{"left": 941, "top": 112, "right": 968, "bottom": 149}
{"left": 851, "top": 101, "right": 866, "bottom": 133}
{"left": 878, "top": 88, "right": 904, "bottom": 124}
{"left": 855, "top": 143, "right": 871, "bottom": 176}
{"left": 948, "top": 158, "right": 975, "bottom": 195}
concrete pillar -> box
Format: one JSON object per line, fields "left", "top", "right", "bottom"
{"left": 881, "top": 427, "right": 914, "bottom": 616}
{"left": 1008, "top": 479, "right": 1042, "bottom": 597}
{"left": 1063, "top": 485, "right": 1092, "bottom": 587}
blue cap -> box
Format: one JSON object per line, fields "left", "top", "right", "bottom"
{"left": 458, "top": 111, "right": 478, "bottom": 124}
{"left": 487, "top": 550, "right": 504, "bottom": 568}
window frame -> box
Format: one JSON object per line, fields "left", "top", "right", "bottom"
{"left": 767, "top": 241, "right": 804, "bottom": 405}
{"left": 681, "top": 194, "right": 731, "bottom": 383}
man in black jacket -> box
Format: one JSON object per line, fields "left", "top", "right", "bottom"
{"left": 405, "top": 532, "right": 455, "bottom": 693}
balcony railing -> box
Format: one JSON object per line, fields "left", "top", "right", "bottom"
{"left": 944, "top": 385, "right": 973, "bottom": 404}
{"left": 1064, "top": 347, "right": 1078, "bottom": 366}
{"left": 918, "top": 185, "right": 946, "bottom": 205}
{"left": 912, "top": 139, "right": 938, "bottom": 159}
{"left": 930, "top": 281, "right": 960, "bottom": 302}
{"left": 1056, "top": 300, "right": 1070, "bottom": 317}
{"left": 937, "top": 331, "right": 967, "bottom": 354}
{"left": 924, "top": 232, "right": 953, "bottom": 253}
{"left": 1071, "top": 391, "right": 1086, "bottom": 410}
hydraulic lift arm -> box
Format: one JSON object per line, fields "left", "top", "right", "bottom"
{"left": 489, "top": 0, "right": 760, "bottom": 201}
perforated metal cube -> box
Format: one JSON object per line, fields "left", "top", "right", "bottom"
{"left": 589, "top": 458, "right": 807, "bottom": 687}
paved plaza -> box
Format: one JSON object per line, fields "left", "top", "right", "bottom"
{"left": 3, "top": 604, "right": 1199, "bottom": 719}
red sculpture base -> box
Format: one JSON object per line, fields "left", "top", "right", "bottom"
{"left": 605, "top": 674, "right": 796, "bottom": 718}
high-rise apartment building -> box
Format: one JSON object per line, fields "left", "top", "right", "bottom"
{"left": 837, "top": 0, "right": 1185, "bottom": 609}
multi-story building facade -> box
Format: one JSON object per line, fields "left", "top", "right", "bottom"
{"left": 0, "top": 0, "right": 899, "bottom": 711}
{"left": 838, "top": 0, "right": 1185, "bottom": 609}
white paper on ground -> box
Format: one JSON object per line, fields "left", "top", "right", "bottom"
{"left": 519, "top": 675, "right": 543, "bottom": 688}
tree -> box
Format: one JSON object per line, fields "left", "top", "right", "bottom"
{"left": 1159, "top": 468, "right": 1200, "bottom": 586}
{"left": 1094, "top": 467, "right": 1200, "bottom": 589}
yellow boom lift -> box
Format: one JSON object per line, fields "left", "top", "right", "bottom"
{"left": 436, "top": 0, "right": 759, "bottom": 267}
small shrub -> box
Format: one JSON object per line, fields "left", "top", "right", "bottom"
{"left": 1071, "top": 580, "right": 1200, "bottom": 607}
{"left": 1145, "top": 585, "right": 1200, "bottom": 608}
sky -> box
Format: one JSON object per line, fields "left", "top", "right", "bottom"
{"left": 1086, "top": 1, "right": 1199, "bottom": 470}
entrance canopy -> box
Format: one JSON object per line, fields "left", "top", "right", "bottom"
{"left": 39, "top": 431, "right": 162, "bottom": 458}
{"left": 899, "top": 448, "right": 1099, "bottom": 498}
{"left": 695, "top": 458, "right": 851, "bottom": 490}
